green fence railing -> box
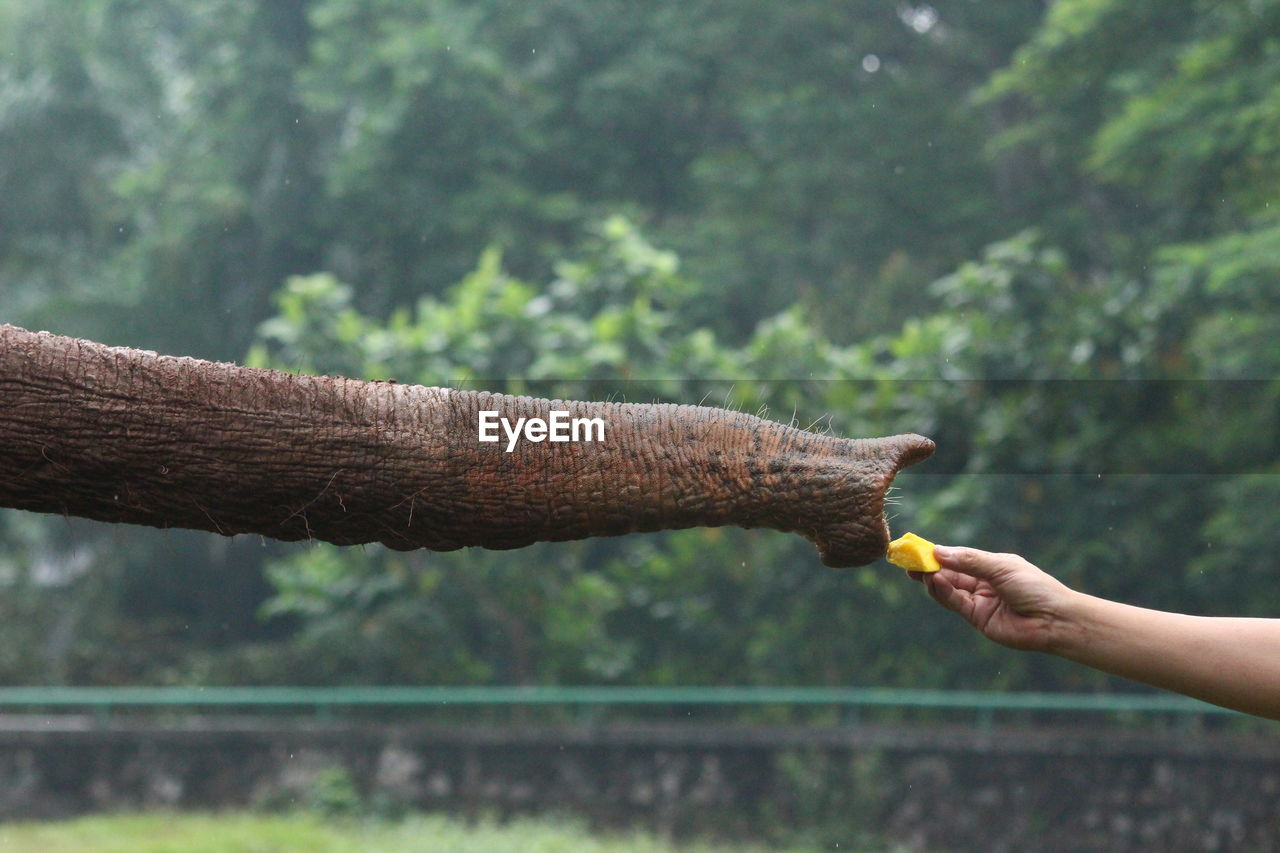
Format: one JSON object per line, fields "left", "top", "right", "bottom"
{"left": 0, "top": 686, "right": 1240, "bottom": 725}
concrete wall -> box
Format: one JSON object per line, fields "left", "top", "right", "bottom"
{"left": 1, "top": 716, "right": 1278, "bottom": 851}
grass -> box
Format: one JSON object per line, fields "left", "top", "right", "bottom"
{"left": 0, "top": 813, "right": 836, "bottom": 853}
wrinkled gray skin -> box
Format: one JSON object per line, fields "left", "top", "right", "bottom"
{"left": 0, "top": 325, "right": 934, "bottom": 567}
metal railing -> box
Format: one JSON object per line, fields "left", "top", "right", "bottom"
{"left": 0, "top": 686, "right": 1240, "bottom": 726}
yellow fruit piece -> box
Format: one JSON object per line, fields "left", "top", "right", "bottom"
{"left": 886, "top": 532, "right": 940, "bottom": 573}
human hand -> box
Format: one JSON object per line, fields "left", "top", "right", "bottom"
{"left": 909, "top": 546, "right": 1078, "bottom": 653}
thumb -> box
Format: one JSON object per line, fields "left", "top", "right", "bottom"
{"left": 932, "top": 545, "right": 1015, "bottom": 581}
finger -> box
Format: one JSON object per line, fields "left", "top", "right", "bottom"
{"left": 933, "top": 545, "right": 1025, "bottom": 582}
{"left": 924, "top": 572, "right": 969, "bottom": 614}
{"left": 922, "top": 573, "right": 944, "bottom": 604}
{"left": 934, "top": 573, "right": 988, "bottom": 624}
{"left": 935, "top": 567, "right": 980, "bottom": 594}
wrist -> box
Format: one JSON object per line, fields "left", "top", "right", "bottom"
{"left": 1043, "top": 589, "right": 1099, "bottom": 658}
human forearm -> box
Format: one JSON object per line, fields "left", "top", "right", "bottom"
{"left": 1054, "top": 592, "right": 1280, "bottom": 720}
{"left": 924, "top": 545, "right": 1280, "bottom": 721}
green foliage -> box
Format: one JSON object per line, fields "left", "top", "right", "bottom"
{"left": 985, "top": 0, "right": 1280, "bottom": 258}
{"left": 239, "top": 220, "right": 916, "bottom": 688}
{"left": 1154, "top": 221, "right": 1280, "bottom": 378}
{"left": 0, "top": 0, "right": 1277, "bottom": 699}
{"left": 1085, "top": 3, "right": 1280, "bottom": 225}
{"left": 235, "top": 221, "right": 1279, "bottom": 693}
{"left": 0, "top": 0, "right": 1043, "bottom": 354}
{"left": 0, "top": 515, "right": 106, "bottom": 682}
{"left": 883, "top": 231, "right": 1279, "bottom": 624}
{"left": 304, "top": 766, "right": 364, "bottom": 818}
{"left": 248, "top": 217, "right": 707, "bottom": 384}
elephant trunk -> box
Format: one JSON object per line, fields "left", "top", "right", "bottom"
{"left": 0, "top": 324, "right": 933, "bottom": 567}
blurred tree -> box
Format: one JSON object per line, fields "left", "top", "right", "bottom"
{"left": 1, "top": 0, "right": 1276, "bottom": 695}
{"left": 985, "top": 0, "right": 1280, "bottom": 264}
{"left": 106, "top": 0, "right": 325, "bottom": 360}
{"left": 299, "top": 0, "right": 1044, "bottom": 339}
{"left": 971, "top": 0, "right": 1280, "bottom": 645}
{"left": 0, "top": 1, "right": 130, "bottom": 334}
{"left": 225, "top": 221, "right": 1277, "bottom": 693}
{"left": 230, "top": 219, "right": 924, "bottom": 687}
{"left": 0, "top": 0, "right": 324, "bottom": 360}
{"left": 1, "top": 0, "right": 1041, "bottom": 347}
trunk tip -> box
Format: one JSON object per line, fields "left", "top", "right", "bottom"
{"left": 812, "top": 432, "right": 936, "bottom": 568}
{"left": 888, "top": 433, "right": 936, "bottom": 471}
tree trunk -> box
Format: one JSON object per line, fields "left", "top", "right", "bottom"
{"left": 0, "top": 324, "right": 933, "bottom": 567}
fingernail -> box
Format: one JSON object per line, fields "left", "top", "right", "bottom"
{"left": 932, "top": 544, "right": 955, "bottom": 562}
